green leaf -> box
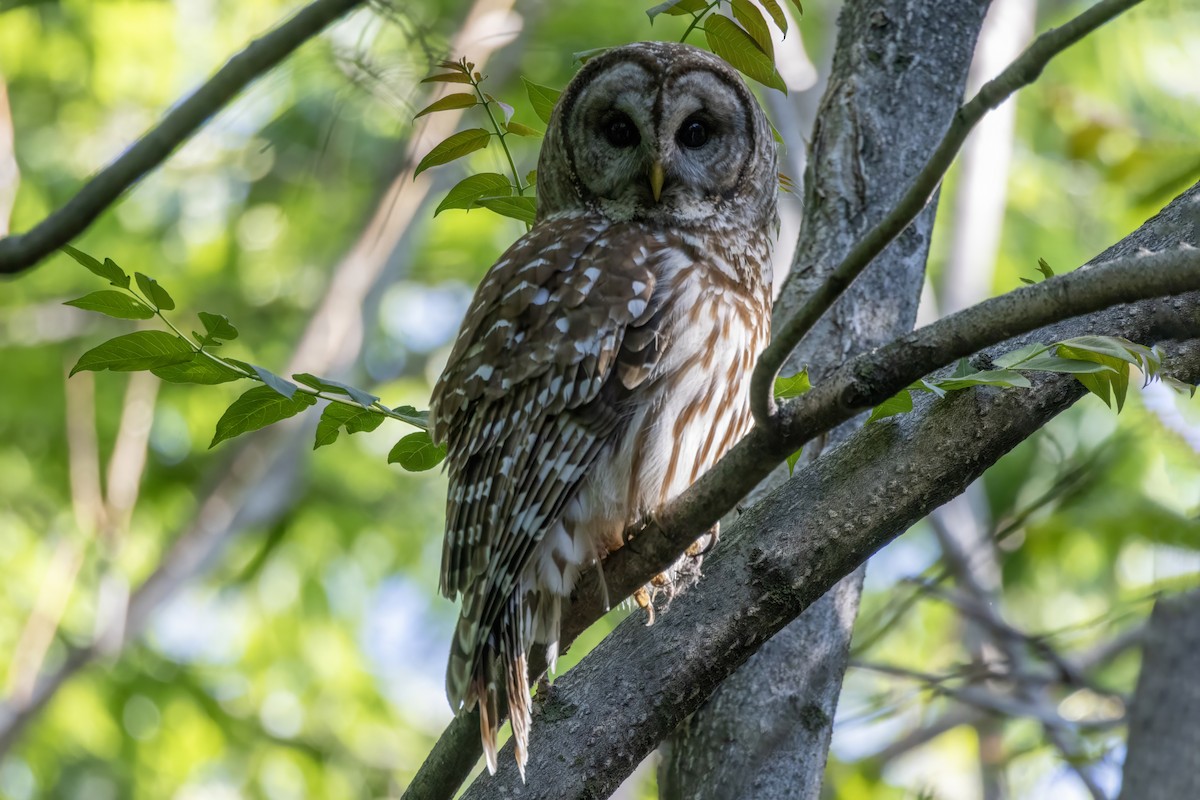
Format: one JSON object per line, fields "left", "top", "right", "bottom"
{"left": 314, "top": 403, "right": 386, "bottom": 449}
{"left": 210, "top": 385, "right": 316, "bottom": 448}
{"left": 244, "top": 364, "right": 300, "bottom": 399}
{"left": 421, "top": 72, "right": 474, "bottom": 85}
{"left": 759, "top": 0, "right": 790, "bottom": 31}
{"left": 63, "top": 291, "right": 155, "bottom": 320}
{"left": 523, "top": 78, "right": 562, "bottom": 125}
{"left": 786, "top": 448, "right": 803, "bottom": 475}
{"left": 934, "top": 369, "right": 1032, "bottom": 392}
{"left": 62, "top": 245, "right": 129, "bottom": 288}
{"left": 152, "top": 357, "right": 245, "bottom": 385}
{"left": 414, "top": 93, "right": 478, "bottom": 119}
{"left": 1016, "top": 356, "right": 1117, "bottom": 374}
{"left": 1057, "top": 335, "right": 1144, "bottom": 365}
{"left": 414, "top": 128, "right": 491, "bottom": 177}
{"left": 477, "top": 195, "right": 537, "bottom": 225}
{"left": 388, "top": 431, "right": 448, "bottom": 472}
{"left": 647, "top": 0, "right": 708, "bottom": 20}
{"left": 731, "top": 0, "right": 774, "bottom": 58}
{"left": 786, "top": 0, "right": 803, "bottom": 16}
{"left": 1036, "top": 257, "right": 1055, "bottom": 279}
{"left": 70, "top": 331, "right": 194, "bottom": 376}
{"left": 134, "top": 272, "right": 175, "bottom": 311}
{"left": 435, "top": 173, "right": 512, "bottom": 215}
{"left": 505, "top": 121, "right": 541, "bottom": 137}
{"left": 526, "top": 169, "right": 538, "bottom": 185}
{"left": 774, "top": 369, "right": 811, "bottom": 399}
{"left": 197, "top": 311, "right": 238, "bottom": 345}
{"left": 867, "top": 390, "right": 913, "bottom": 423}
{"left": 292, "top": 373, "right": 379, "bottom": 409}
{"left": 992, "top": 342, "right": 1050, "bottom": 369}
{"left": 704, "top": 14, "right": 787, "bottom": 93}
{"left": 1059, "top": 344, "right": 1129, "bottom": 411}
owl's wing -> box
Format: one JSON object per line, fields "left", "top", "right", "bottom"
{"left": 430, "top": 214, "right": 675, "bottom": 694}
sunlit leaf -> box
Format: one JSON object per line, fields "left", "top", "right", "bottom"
{"left": 477, "top": 195, "right": 538, "bottom": 225}
{"left": 1059, "top": 344, "right": 1129, "bottom": 411}
{"left": 785, "top": 0, "right": 802, "bottom": 16}
{"left": 646, "top": 0, "right": 707, "bottom": 21}
{"left": 1037, "top": 257, "right": 1055, "bottom": 279}
{"left": 573, "top": 47, "right": 611, "bottom": 64}
{"left": 1163, "top": 376, "right": 1198, "bottom": 397}
{"left": 70, "top": 331, "right": 194, "bottom": 376}
{"left": 210, "top": 385, "right": 316, "bottom": 447}
{"left": 526, "top": 169, "right": 538, "bottom": 185}
{"left": 435, "top": 173, "right": 513, "bottom": 215}
{"left": 934, "top": 369, "right": 1032, "bottom": 391}
{"left": 731, "top": 0, "right": 774, "bottom": 58}
{"left": 388, "top": 431, "right": 448, "bottom": 471}
{"left": 63, "top": 291, "right": 155, "bottom": 320}
{"left": 759, "top": 0, "right": 790, "bottom": 31}
{"left": 293, "top": 373, "right": 380, "bottom": 409}
{"left": 704, "top": 14, "right": 787, "bottom": 93}
{"left": 414, "top": 128, "right": 491, "bottom": 177}
{"left": 786, "top": 448, "right": 803, "bottom": 475}
{"left": 867, "top": 389, "right": 913, "bottom": 423}
{"left": 774, "top": 369, "right": 811, "bottom": 399}
{"left": 314, "top": 403, "right": 386, "bottom": 449}
{"left": 993, "top": 342, "right": 1050, "bottom": 368}
{"left": 62, "top": 245, "right": 129, "bottom": 288}
{"left": 523, "top": 78, "right": 562, "bottom": 125}
{"left": 134, "top": 272, "right": 175, "bottom": 311}
{"left": 152, "top": 356, "right": 244, "bottom": 385}
{"left": 414, "top": 93, "right": 477, "bottom": 119}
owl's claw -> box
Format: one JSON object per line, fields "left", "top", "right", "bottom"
{"left": 687, "top": 523, "right": 720, "bottom": 558}
{"left": 634, "top": 586, "right": 655, "bottom": 625}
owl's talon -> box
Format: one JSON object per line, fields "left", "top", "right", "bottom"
{"left": 634, "top": 587, "right": 655, "bottom": 625}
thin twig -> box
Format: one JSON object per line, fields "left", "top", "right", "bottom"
{"left": 750, "top": 0, "right": 1148, "bottom": 425}
{"left": 0, "top": 0, "right": 368, "bottom": 275}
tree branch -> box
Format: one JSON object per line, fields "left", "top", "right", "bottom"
{"left": 464, "top": 300, "right": 1200, "bottom": 797}
{"left": 409, "top": 183, "right": 1200, "bottom": 796}
{"left": 0, "top": 0, "right": 367, "bottom": 276}
{"left": 749, "top": 0, "right": 1147, "bottom": 425}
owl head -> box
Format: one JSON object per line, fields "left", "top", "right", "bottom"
{"left": 537, "top": 41, "right": 779, "bottom": 230}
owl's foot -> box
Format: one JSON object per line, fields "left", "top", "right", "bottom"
{"left": 634, "top": 586, "right": 655, "bottom": 625}
{"left": 686, "top": 522, "right": 720, "bottom": 558}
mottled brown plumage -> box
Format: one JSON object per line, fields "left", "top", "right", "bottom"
{"left": 429, "top": 41, "right": 778, "bottom": 777}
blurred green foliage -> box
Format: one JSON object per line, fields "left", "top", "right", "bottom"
{"left": 0, "top": 1, "right": 1198, "bottom": 799}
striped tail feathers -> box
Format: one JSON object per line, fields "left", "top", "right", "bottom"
{"left": 446, "top": 590, "right": 535, "bottom": 781}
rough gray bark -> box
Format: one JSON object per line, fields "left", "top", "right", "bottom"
{"left": 1118, "top": 589, "right": 1200, "bottom": 800}
{"left": 458, "top": 184, "right": 1200, "bottom": 799}
{"left": 659, "top": 1, "right": 990, "bottom": 797}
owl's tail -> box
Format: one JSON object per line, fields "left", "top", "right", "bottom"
{"left": 446, "top": 590, "right": 534, "bottom": 781}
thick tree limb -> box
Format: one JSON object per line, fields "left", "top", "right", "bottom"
{"left": 461, "top": 184, "right": 1200, "bottom": 796}
{"left": 0, "top": 0, "right": 367, "bottom": 276}
{"left": 750, "top": 0, "right": 1148, "bottom": 425}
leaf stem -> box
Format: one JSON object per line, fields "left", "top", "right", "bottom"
{"left": 471, "top": 77, "right": 524, "bottom": 197}
{"left": 680, "top": 2, "right": 718, "bottom": 43}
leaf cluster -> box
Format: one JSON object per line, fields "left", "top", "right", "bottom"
{"left": 61, "top": 247, "right": 446, "bottom": 472}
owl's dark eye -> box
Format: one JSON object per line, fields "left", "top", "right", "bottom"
{"left": 677, "top": 118, "right": 709, "bottom": 149}
{"left": 603, "top": 113, "right": 639, "bottom": 148}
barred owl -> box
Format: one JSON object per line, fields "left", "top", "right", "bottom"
{"left": 429, "top": 41, "right": 778, "bottom": 776}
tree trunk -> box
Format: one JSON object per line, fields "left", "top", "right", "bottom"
{"left": 1118, "top": 588, "right": 1200, "bottom": 800}
{"left": 659, "top": 1, "right": 990, "bottom": 797}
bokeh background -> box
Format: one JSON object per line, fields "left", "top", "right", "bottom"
{"left": 1, "top": 0, "right": 1198, "bottom": 798}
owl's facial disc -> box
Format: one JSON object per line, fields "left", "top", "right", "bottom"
{"left": 562, "top": 57, "right": 759, "bottom": 224}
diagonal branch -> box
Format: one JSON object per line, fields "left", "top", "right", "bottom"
{"left": 749, "top": 0, "right": 1147, "bottom": 425}
{"left": 0, "top": 0, "right": 367, "bottom": 276}
{"left": 406, "top": 182, "right": 1200, "bottom": 797}
{"left": 461, "top": 195, "right": 1200, "bottom": 796}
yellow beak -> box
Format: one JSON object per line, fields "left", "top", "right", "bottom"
{"left": 649, "top": 161, "right": 665, "bottom": 203}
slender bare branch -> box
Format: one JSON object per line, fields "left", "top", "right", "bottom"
{"left": 0, "top": 0, "right": 367, "bottom": 276}
{"left": 750, "top": 0, "right": 1148, "bottom": 425}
